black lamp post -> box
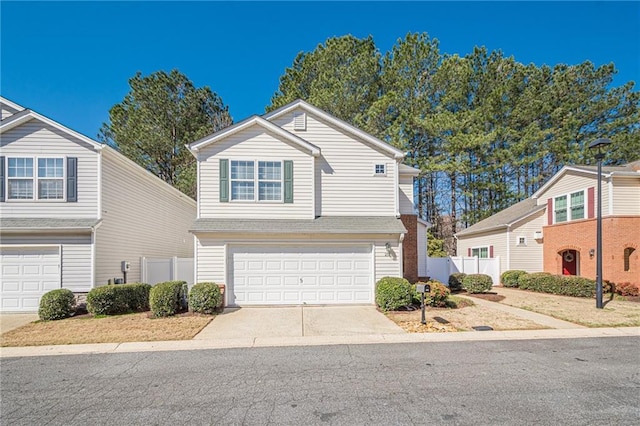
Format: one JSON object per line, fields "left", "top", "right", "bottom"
{"left": 588, "top": 138, "right": 611, "bottom": 309}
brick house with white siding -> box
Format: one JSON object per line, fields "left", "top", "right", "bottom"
{"left": 456, "top": 161, "right": 640, "bottom": 286}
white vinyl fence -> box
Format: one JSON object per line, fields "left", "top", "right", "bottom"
{"left": 425, "top": 256, "right": 501, "bottom": 287}
{"left": 140, "top": 257, "right": 194, "bottom": 286}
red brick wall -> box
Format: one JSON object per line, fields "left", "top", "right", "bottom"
{"left": 400, "top": 214, "right": 418, "bottom": 283}
{"left": 543, "top": 216, "right": 640, "bottom": 284}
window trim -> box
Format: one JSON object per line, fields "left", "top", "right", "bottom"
{"left": 373, "top": 163, "right": 387, "bottom": 176}
{"left": 517, "top": 236, "right": 527, "bottom": 246}
{"left": 229, "top": 159, "right": 284, "bottom": 203}
{"left": 5, "top": 156, "right": 66, "bottom": 202}
{"left": 471, "top": 246, "right": 489, "bottom": 259}
{"left": 553, "top": 189, "right": 586, "bottom": 224}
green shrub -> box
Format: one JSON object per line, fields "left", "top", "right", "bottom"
{"left": 38, "top": 289, "right": 76, "bottom": 321}
{"left": 86, "top": 283, "right": 151, "bottom": 316}
{"left": 414, "top": 280, "right": 451, "bottom": 307}
{"left": 463, "top": 274, "right": 493, "bottom": 293}
{"left": 501, "top": 270, "right": 528, "bottom": 288}
{"left": 448, "top": 273, "right": 467, "bottom": 292}
{"left": 150, "top": 281, "right": 188, "bottom": 317}
{"left": 375, "top": 277, "right": 414, "bottom": 312}
{"left": 518, "top": 273, "right": 610, "bottom": 298}
{"left": 614, "top": 282, "right": 640, "bottom": 297}
{"left": 189, "top": 282, "right": 222, "bottom": 314}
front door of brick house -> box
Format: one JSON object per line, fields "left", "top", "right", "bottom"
{"left": 561, "top": 250, "right": 578, "bottom": 275}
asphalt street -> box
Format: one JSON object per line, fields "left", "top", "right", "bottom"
{"left": 1, "top": 337, "right": 638, "bottom": 425}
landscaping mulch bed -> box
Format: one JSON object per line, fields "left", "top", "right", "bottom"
{"left": 462, "top": 292, "right": 505, "bottom": 303}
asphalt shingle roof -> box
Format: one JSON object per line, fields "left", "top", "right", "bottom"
{"left": 191, "top": 216, "right": 407, "bottom": 234}
{"left": 456, "top": 199, "right": 544, "bottom": 237}
{"left": 0, "top": 218, "right": 101, "bottom": 230}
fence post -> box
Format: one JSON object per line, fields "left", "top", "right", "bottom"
{"left": 171, "top": 256, "right": 178, "bottom": 281}
{"left": 141, "top": 257, "right": 146, "bottom": 283}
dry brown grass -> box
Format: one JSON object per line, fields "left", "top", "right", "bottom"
{"left": 386, "top": 304, "right": 546, "bottom": 332}
{"left": 0, "top": 313, "right": 213, "bottom": 347}
{"left": 493, "top": 287, "right": 640, "bottom": 327}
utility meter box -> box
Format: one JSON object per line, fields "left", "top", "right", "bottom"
{"left": 121, "top": 261, "right": 130, "bottom": 272}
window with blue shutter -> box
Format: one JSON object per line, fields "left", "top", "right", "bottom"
{"left": 66, "top": 157, "right": 77, "bottom": 202}
{"left": 284, "top": 160, "right": 293, "bottom": 204}
{"left": 219, "top": 159, "right": 229, "bottom": 202}
{"left": 0, "top": 156, "right": 5, "bottom": 202}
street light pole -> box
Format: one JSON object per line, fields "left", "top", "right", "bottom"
{"left": 588, "top": 138, "right": 611, "bottom": 309}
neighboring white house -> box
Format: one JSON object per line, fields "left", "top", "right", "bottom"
{"left": 188, "top": 99, "right": 427, "bottom": 306}
{"left": 0, "top": 97, "right": 196, "bottom": 312}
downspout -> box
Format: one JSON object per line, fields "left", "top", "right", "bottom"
{"left": 607, "top": 174, "right": 613, "bottom": 216}
{"left": 506, "top": 224, "right": 511, "bottom": 272}
{"left": 394, "top": 159, "right": 400, "bottom": 217}
{"left": 398, "top": 233, "right": 405, "bottom": 277}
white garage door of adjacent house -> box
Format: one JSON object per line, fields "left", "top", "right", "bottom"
{"left": 1, "top": 246, "right": 61, "bottom": 312}
{"left": 229, "top": 245, "right": 372, "bottom": 305}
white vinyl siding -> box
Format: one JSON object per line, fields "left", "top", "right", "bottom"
{"left": 457, "top": 230, "right": 507, "bottom": 273}
{"left": 272, "top": 111, "right": 397, "bottom": 216}
{"left": 1, "top": 104, "right": 21, "bottom": 119}
{"left": 536, "top": 171, "right": 608, "bottom": 217}
{"left": 399, "top": 175, "right": 414, "bottom": 214}
{"left": 0, "top": 121, "right": 99, "bottom": 218}
{"left": 509, "top": 210, "right": 545, "bottom": 272}
{"left": 0, "top": 234, "right": 92, "bottom": 294}
{"left": 195, "top": 233, "right": 401, "bottom": 304}
{"left": 95, "top": 147, "right": 195, "bottom": 286}
{"left": 198, "top": 125, "right": 314, "bottom": 219}
{"left": 612, "top": 177, "right": 640, "bottom": 215}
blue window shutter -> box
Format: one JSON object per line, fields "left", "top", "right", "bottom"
{"left": 67, "top": 157, "right": 77, "bottom": 202}
{"left": 219, "top": 159, "right": 229, "bottom": 202}
{"left": 0, "top": 156, "right": 5, "bottom": 202}
{"left": 284, "top": 160, "right": 293, "bottom": 204}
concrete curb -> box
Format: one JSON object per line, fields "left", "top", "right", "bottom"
{"left": 2, "top": 327, "right": 638, "bottom": 358}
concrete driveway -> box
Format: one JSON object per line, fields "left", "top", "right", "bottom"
{"left": 194, "top": 306, "right": 404, "bottom": 340}
{"left": 0, "top": 314, "right": 39, "bottom": 334}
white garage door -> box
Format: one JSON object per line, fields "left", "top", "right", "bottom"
{"left": 1, "top": 246, "right": 61, "bottom": 312}
{"left": 229, "top": 245, "right": 372, "bottom": 305}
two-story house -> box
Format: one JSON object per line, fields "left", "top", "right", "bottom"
{"left": 0, "top": 97, "right": 196, "bottom": 312}
{"left": 456, "top": 161, "right": 640, "bottom": 285}
{"left": 188, "top": 100, "right": 427, "bottom": 306}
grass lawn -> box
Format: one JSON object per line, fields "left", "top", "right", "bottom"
{"left": 385, "top": 296, "right": 548, "bottom": 332}
{"left": 489, "top": 287, "right": 640, "bottom": 327}
{"left": 0, "top": 312, "right": 213, "bottom": 347}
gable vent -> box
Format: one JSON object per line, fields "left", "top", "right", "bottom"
{"left": 293, "top": 111, "right": 306, "bottom": 131}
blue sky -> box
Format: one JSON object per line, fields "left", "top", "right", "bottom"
{"left": 2, "top": 1, "right": 639, "bottom": 139}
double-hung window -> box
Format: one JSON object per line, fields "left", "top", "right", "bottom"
{"left": 230, "top": 160, "right": 283, "bottom": 202}
{"left": 554, "top": 190, "right": 585, "bottom": 223}
{"left": 7, "top": 157, "right": 65, "bottom": 200}
{"left": 570, "top": 191, "right": 584, "bottom": 220}
{"left": 554, "top": 195, "right": 567, "bottom": 223}
{"left": 472, "top": 247, "right": 489, "bottom": 258}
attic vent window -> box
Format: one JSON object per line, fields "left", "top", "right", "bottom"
{"left": 293, "top": 112, "right": 306, "bottom": 131}
{"left": 374, "top": 164, "right": 386, "bottom": 176}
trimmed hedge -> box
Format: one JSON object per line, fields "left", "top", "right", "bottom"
{"left": 463, "top": 274, "right": 493, "bottom": 294}
{"left": 448, "top": 273, "right": 467, "bottom": 292}
{"left": 189, "top": 282, "right": 222, "bottom": 314}
{"left": 150, "top": 281, "right": 188, "bottom": 317}
{"left": 419, "top": 280, "right": 451, "bottom": 307}
{"left": 39, "top": 289, "right": 76, "bottom": 321}
{"left": 86, "top": 283, "right": 152, "bottom": 316}
{"left": 375, "top": 277, "right": 414, "bottom": 312}
{"left": 518, "top": 273, "right": 610, "bottom": 298}
{"left": 501, "top": 270, "right": 528, "bottom": 288}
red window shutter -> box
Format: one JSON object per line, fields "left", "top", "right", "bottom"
{"left": 587, "top": 187, "right": 595, "bottom": 218}
{"left": 489, "top": 245, "right": 494, "bottom": 258}
{"left": 547, "top": 198, "right": 553, "bottom": 225}
{"left": 468, "top": 248, "right": 471, "bottom": 257}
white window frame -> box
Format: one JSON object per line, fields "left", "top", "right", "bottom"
{"left": 517, "top": 236, "right": 527, "bottom": 246}
{"left": 553, "top": 189, "right": 586, "bottom": 224}
{"left": 6, "top": 156, "right": 66, "bottom": 202}
{"left": 229, "top": 159, "right": 283, "bottom": 203}
{"left": 373, "top": 163, "right": 386, "bottom": 176}
{"left": 471, "top": 246, "right": 489, "bottom": 259}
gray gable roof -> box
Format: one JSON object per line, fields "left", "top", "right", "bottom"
{"left": 1, "top": 218, "right": 101, "bottom": 231}
{"left": 191, "top": 216, "right": 406, "bottom": 234}
{"left": 456, "top": 199, "right": 544, "bottom": 237}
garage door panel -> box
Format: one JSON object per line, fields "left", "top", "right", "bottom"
{"left": 1, "top": 247, "right": 61, "bottom": 312}
{"left": 229, "top": 245, "right": 373, "bottom": 305}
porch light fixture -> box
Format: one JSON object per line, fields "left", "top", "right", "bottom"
{"left": 385, "top": 242, "right": 392, "bottom": 257}
{"left": 589, "top": 248, "right": 595, "bottom": 259}
{"left": 588, "top": 137, "right": 611, "bottom": 309}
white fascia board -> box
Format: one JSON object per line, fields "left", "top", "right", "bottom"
{"left": 0, "top": 109, "right": 103, "bottom": 151}
{"left": 0, "top": 97, "right": 26, "bottom": 112}
{"left": 399, "top": 164, "right": 421, "bottom": 176}
{"left": 263, "top": 99, "right": 405, "bottom": 160}
{"left": 189, "top": 115, "right": 320, "bottom": 157}
{"left": 532, "top": 166, "right": 611, "bottom": 200}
